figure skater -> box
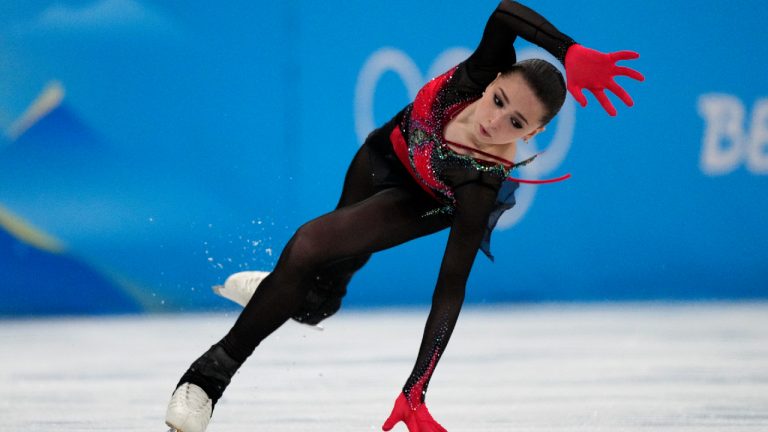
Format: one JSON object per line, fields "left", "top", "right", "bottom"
{"left": 164, "top": 1, "right": 643, "bottom": 431}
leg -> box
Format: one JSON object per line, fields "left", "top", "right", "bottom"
{"left": 215, "top": 142, "right": 413, "bottom": 323}
{"left": 291, "top": 254, "right": 369, "bottom": 325}
{"left": 178, "top": 185, "right": 449, "bottom": 406}
{"left": 222, "top": 185, "right": 449, "bottom": 361}
{"left": 293, "top": 142, "right": 381, "bottom": 324}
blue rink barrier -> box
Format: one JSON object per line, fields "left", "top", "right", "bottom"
{"left": 0, "top": 0, "right": 766, "bottom": 316}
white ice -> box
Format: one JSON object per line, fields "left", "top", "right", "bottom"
{"left": 1, "top": 302, "right": 767, "bottom": 431}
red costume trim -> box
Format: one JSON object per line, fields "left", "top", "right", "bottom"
{"left": 390, "top": 126, "right": 440, "bottom": 200}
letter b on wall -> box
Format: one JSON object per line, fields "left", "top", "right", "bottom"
{"left": 699, "top": 94, "right": 768, "bottom": 175}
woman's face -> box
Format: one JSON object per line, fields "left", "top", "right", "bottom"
{"left": 473, "top": 72, "right": 547, "bottom": 145}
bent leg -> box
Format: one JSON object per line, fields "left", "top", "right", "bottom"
{"left": 294, "top": 142, "right": 383, "bottom": 323}
{"left": 177, "top": 143, "right": 447, "bottom": 404}
{"left": 220, "top": 185, "right": 449, "bottom": 363}
{"left": 291, "top": 254, "right": 369, "bottom": 325}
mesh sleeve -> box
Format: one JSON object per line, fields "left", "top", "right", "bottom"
{"left": 462, "top": 0, "right": 577, "bottom": 86}
{"left": 401, "top": 170, "right": 504, "bottom": 408}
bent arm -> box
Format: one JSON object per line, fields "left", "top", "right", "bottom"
{"left": 401, "top": 171, "right": 502, "bottom": 409}
{"left": 464, "top": 0, "right": 576, "bottom": 84}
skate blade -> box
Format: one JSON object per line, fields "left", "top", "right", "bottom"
{"left": 165, "top": 421, "right": 181, "bottom": 432}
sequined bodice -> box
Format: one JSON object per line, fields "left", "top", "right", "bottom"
{"left": 390, "top": 65, "right": 511, "bottom": 206}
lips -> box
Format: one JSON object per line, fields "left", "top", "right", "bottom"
{"left": 479, "top": 124, "right": 491, "bottom": 138}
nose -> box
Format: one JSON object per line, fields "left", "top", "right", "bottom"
{"left": 488, "top": 112, "right": 506, "bottom": 130}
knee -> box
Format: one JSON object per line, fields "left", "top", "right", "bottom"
{"left": 281, "top": 221, "right": 326, "bottom": 272}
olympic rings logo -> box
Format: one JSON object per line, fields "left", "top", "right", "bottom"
{"left": 354, "top": 46, "right": 576, "bottom": 229}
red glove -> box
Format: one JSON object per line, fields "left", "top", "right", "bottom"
{"left": 382, "top": 393, "right": 448, "bottom": 432}
{"left": 564, "top": 44, "right": 645, "bottom": 116}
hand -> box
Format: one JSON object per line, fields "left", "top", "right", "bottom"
{"left": 382, "top": 393, "right": 447, "bottom": 432}
{"left": 564, "top": 43, "right": 645, "bottom": 116}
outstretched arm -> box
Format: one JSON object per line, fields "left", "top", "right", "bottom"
{"left": 382, "top": 170, "right": 502, "bottom": 432}
{"left": 464, "top": 0, "right": 644, "bottom": 116}
{"left": 463, "top": 0, "right": 576, "bottom": 85}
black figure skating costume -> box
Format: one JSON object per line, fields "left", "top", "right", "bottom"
{"left": 177, "top": 0, "right": 576, "bottom": 411}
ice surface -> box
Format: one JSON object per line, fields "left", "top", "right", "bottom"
{"left": 1, "top": 302, "right": 767, "bottom": 431}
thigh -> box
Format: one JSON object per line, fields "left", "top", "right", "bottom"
{"left": 285, "top": 186, "right": 450, "bottom": 272}
{"left": 323, "top": 131, "right": 428, "bottom": 271}
{"left": 334, "top": 125, "right": 418, "bottom": 210}
{"left": 334, "top": 142, "right": 377, "bottom": 209}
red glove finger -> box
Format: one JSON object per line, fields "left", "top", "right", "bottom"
{"left": 591, "top": 88, "right": 617, "bottom": 117}
{"left": 567, "top": 83, "right": 588, "bottom": 107}
{"left": 614, "top": 66, "right": 645, "bottom": 81}
{"left": 609, "top": 50, "right": 640, "bottom": 61}
{"left": 606, "top": 79, "right": 634, "bottom": 107}
{"left": 382, "top": 395, "right": 408, "bottom": 431}
{"left": 382, "top": 412, "right": 401, "bottom": 431}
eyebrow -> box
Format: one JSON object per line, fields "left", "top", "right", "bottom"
{"left": 515, "top": 110, "right": 529, "bottom": 126}
{"left": 499, "top": 88, "right": 510, "bottom": 104}
{"left": 499, "top": 88, "right": 529, "bottom": 125}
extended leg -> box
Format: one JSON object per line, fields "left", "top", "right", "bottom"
{"left": 214, "top": 142, "right": 414, "bottom": 323}
{"left": 176, "top": 185, "right": 449, "bottom": 410}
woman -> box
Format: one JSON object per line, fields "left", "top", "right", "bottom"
{"left": 165, "top": 1, "right": 643, "bottom": 431}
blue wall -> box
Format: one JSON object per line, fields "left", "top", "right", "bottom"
{"left": 1, "top": 0, "right": 766, "bottom": 316}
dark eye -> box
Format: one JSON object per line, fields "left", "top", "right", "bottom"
{"left": 511, "top": 118, "right": 523, "bottom": 129}
{"left": 493, "top": 95, "right": 503, "bottom": 107}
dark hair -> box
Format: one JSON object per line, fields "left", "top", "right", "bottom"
{"left": 502, "top": 59, "right": 566, "bottom": 126}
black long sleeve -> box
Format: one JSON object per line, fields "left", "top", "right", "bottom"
{"left": 462, "top": 0, "right": 577, "bottom": 87}
{"left": 401, "top": 168, "right": 504, "bottom": 408}
{"left": 399, "top": 2, "right": 577, "bottom": 407}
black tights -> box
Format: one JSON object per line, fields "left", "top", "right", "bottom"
{"left": 218, "top": 142, "right": 450, "bottom": 363}
{"left": 178, "top": 137, "right": 501, "bottom": 406}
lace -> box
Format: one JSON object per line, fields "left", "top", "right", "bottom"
{"left": 179, "top": 383, "right": 210, "bottom": 411}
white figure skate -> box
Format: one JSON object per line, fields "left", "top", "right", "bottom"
{"left": 211, "top": 270, "right": 270, "bottom": 307}
{"left": 165, "top": 383, "right": 212, "bottom": 432}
